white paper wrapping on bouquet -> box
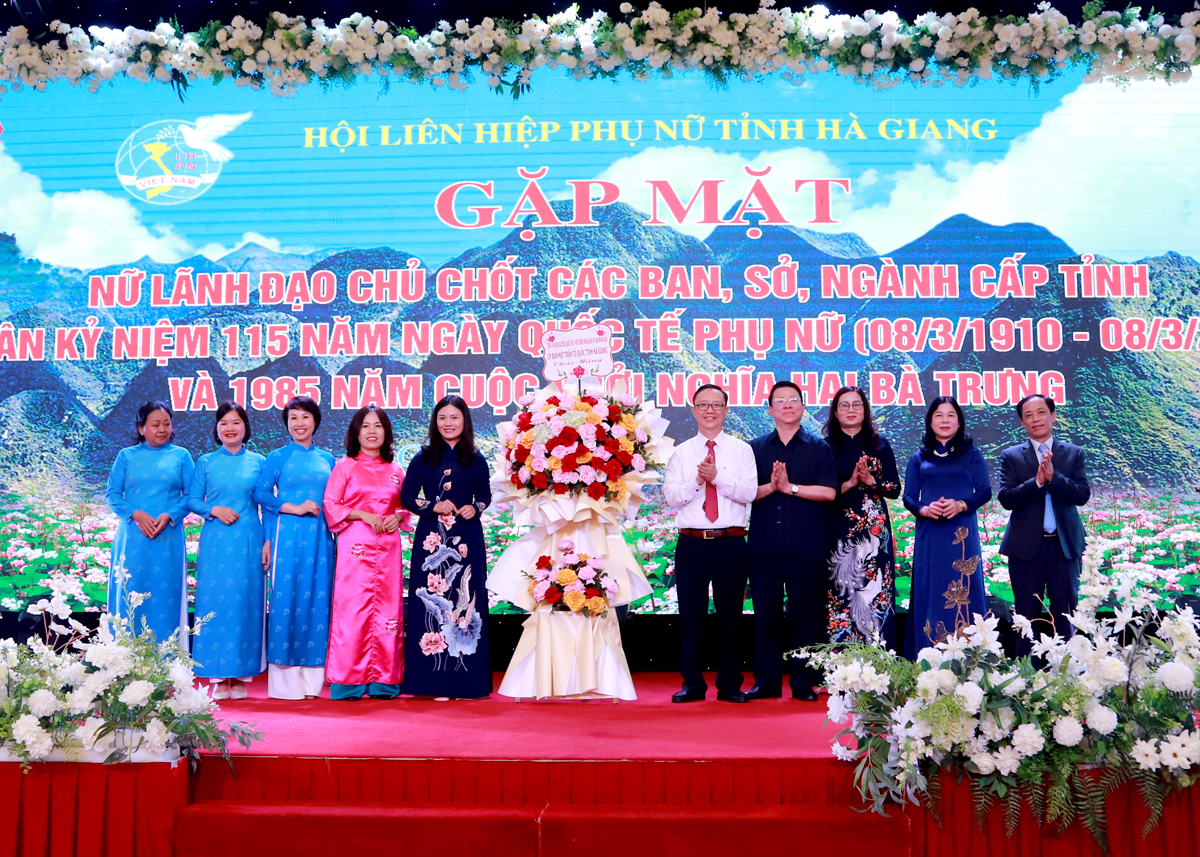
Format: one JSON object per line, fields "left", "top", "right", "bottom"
{"left": 496, "top": 606, "right": 636, "bottom": 700}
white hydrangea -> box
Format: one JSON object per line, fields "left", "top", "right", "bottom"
{"left": 1156, "top": 661, "right": 1195, "bottom": 692}
{"left": 26, "top": 688, "right": 62, "bottom": 718}
{"left": 118, "top": 680, "right": 155, "bottom": 708}
{"left": 954, "top": 681, "right": 985, "bottom": 714}
{"left": 1052, "top": 716, "right": 1084, "bottom": 747}
{"left": 1011, "top": 722, "right": 1045, "bottom": 757}
{"left": 1085, "top": 703, "right": 1118, "bottom": 735}
{"left": 11, "top": 714, "right": 53, "bottom": 759}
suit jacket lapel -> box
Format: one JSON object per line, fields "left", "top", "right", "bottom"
{"left": 1021, "top": 440, "right": 1040, "bottom": 477}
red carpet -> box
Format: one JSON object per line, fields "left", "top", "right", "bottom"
{"left": 209, "top": 672, "right": 837, "bottom": 760}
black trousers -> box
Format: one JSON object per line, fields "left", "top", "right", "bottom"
{"left": 750, "top": 553, "right": 827, "bottom": 693}
{"left": 1009, "top": 536, "right": 1078, "bottom": 657}
{"left": 674, "top": 534, "right": 748, "bottom": 694}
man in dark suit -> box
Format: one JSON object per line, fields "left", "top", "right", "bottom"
{"left": 997, "top": 394, "right": 1091, "bottom": 656}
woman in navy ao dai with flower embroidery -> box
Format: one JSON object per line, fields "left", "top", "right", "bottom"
{"left": 187, "top": 403, "right": 267, "bottom": 699}
{"left": 401, "top": 396, "right": 492, "bottom": 699}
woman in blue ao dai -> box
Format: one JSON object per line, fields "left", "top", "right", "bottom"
{"left": 105, "top": 402, "right": 194, "bottom": 644}
{"left": 903, "top": 396, "right": 993, "bottom": 660}
{"left": 254, "top": 396, "right": 338, "bottom": 700}
{"left": 188, "top": 402, "right": 267, "bottom": 700}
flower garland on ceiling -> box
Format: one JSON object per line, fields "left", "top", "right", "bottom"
{"left": 0, "top": 1, "right": 1197, "bottom": 99}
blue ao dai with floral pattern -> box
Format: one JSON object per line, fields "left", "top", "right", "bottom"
{"left": 105, "top": 442, "right": 194, "bottom": 644}
{"left": 254, "top": 441, "right": 337, "bottom": 667}
{"left": 188, "top": 447, "right": 267, "bottom": 679}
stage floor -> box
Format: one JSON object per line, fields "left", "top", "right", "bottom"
{"left": 213, "top": 672, "right": 838, "bottom": 761}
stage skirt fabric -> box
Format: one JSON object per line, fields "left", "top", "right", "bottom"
{"left": 104, "top": 442, "right": 194, "bottom": 645}
{"left": 188, "top": 447, "right": 267, "bottom": 679}
{"left": 323, "top": 454, "right": 410, "bottom": 687}
{"left": 401, "top": 447, "right": 492, "bottom": 699}
{"left": 255, "top": 441, "right": 337, "bottom": 667}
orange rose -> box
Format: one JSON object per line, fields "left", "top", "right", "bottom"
{"left": 573, "top": 401, "right": 592, "bottom": 413}
{"left": 520, "top": 430, "right": 535, "bottom": 448}
{"left": 564, "top": 591, "right": 587, "bottom": 612}
{"left": 586, "top": 596, "right": 607, "bottom": 614}
{"left": 619, "top": 413, "right": 637, "bottom": 431}
{"left": 585, "top": 410, "right": 602, "bottom": 425}
{"left": 547, "top": 456, "right": 562, "bottom": 471}
{"left": 555, "top": 568, "right": 578, "bottom": 586}
{"left": 619, "top": 437, "right": 635, "bottom": 453}
{"left": 576, "top": 450, "right": 593, "bottom": 464}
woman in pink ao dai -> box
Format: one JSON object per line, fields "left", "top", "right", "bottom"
{"left": 323, "top": 405, "right": 413, "bottom": 700}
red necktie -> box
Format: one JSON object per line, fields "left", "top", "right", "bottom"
{"left": 704, "top": 439, "right": 718, "bottom": 523}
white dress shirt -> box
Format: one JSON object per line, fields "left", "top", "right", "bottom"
{"left": 662, "top": 431, "right": 758, "bottom": 529}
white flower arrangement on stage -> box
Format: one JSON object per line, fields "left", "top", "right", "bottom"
{"left": 0, "top": 570, "right": 261, "bottom": 768}
{"left": 0, "top": 2, "right": 1197, "bottom": 99}
{"left": 803, "top": 542, "right": 1200, "bottom": 851}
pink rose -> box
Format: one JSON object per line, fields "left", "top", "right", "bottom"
{"left": 631, "top": 454, "right": 646, "bottom": 472}
{"left": 533, "top": 580, "right": 552, "bottom": 601}
{"left": 531, "top": 411, "right": 549, "bottom": 425}
{"left": 578, "top": 567, "right": 597, "bottom": 582}
{"left": 578, "top": 465, "right": 597, "bottom": 484}
{"left": 557, "top": 539, "right": 575, "bottom": 552}
{"left": 610, "top": 424, "right": 628, "bottom": 439}
{"left": 635, "top": 428, "right": 648, "bottom": 442}
{"left": 517, "top": 394, "right": 534, "bottom": 406}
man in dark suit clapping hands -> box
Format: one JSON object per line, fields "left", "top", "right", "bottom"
{"left": 998, "top": 394, "right": 1091, "bottom": 656}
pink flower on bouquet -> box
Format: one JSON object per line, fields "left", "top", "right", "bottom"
{"left": 565, "top": 580, "right": 586, "bottom": 593}
{"left": 635, "top": 428, "right": 648, "bottom": 442}
{"left": 578, "top": 465, "right": 597, "bottom": 484}
{"left": 578, "top": 567, "right": 597, "bottom": 582}
{"left": 610, "top": 424, "right": 628, "bottom": 439}
{"left": 631, "top": 454, "right": 646, "bottom": 472}
{"left": 557, "top": 539, "right": 575, "bottom": 552}
{"left": 603, "top": 577, "right": 619, "bottom": 597}
{"left": 420, "top": 632, "right": 447, "bottom": 655}
{"left": 531, "top": 410, "right": 549, "bottom": 425}
{"left": 533, "top": 580, "right": 552, "bottom": 601}
{"left": 561, "top": 551, "right": 580, "bottom": 564}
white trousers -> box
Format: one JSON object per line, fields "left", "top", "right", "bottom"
{"left": 267, "top": 664, "right": 325, "bottom": 699}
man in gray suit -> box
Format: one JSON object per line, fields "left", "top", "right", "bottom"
{"left": 998, "top": 394, "right": 1091, "bottom": 656}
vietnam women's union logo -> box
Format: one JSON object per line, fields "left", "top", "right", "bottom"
{"left": 115, "top": 112, "right": 251, "bottom": 205}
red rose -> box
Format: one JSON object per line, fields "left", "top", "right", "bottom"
{"left": 553, "top": 483, "right": 569, "bottom": 494}
{"left": 516, "top": 412, "right": 533, "bottom": 430}
{"left": 587, "top": 481, "right": 607, "bottom": 500}
{"left": 607, "top": 405, "right": 622, "bottom": 422}
{"left": 511, "top": 474, "right": 523, "bottom": 488}
{"left": 560, "top": 455, "right": 578, "bottom": 473}
{"left": 543, "top": 587, "right": 562, "bottom": 604}
{"left": 559, "top": 426, "right": 579, "bottom": 445}
{"left": 585, "top": 587, "right": 601, "bottom": 598}
{"left": 604, "top": 438, "right": 620, "bottom": 453}
{"left": 615, "top": 450, "right": 633, "bottom": 466}
{"left": 547, "top": 396, "right": 560, "bottom": 406}
{"left": 536, "top": 555, "right": 552, "bottom": 569}
{"left": 582, "top": 396, "right": 599, "bottom": 406}
{"left": 532, "top": 472, "right": 549, "bottom": 490}
{"left": 514, "top": 445, "right": 530, "bottom": 463}
{"left": 605, "top": 460, "right": 624, "bottom": 479}
{"left": 594, "top": 426, "right": 607, "bottom": 441}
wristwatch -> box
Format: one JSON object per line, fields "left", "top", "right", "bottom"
{"left": 789, "top": 484, "right": 800, "bottom": 495}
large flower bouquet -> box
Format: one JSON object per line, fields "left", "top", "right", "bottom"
{"left": 0, "top": 574, "right": 261, "bottom": 767}
{"left": 501, "top": 388, "right": 662, "bottom": 503}
{"left": 804, "top": 545, "right": 1200, "bottom": 850}
{"left": 528, "top": 540, "right": 619, "bottom": 618}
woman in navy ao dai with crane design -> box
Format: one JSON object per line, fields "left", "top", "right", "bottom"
{"left": 401, "top": 395, "right": 492, "bottom": 699}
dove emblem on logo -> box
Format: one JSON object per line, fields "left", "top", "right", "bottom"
{"left": 115, "top": 112, "right": 252, "bottom": 205}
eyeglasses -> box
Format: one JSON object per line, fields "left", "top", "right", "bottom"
{"left": 771, "top": 397, "right": 801, "bottom": 406}
{"left": 837, "top": 401, "right": 865, "bottom": 411}
{"left": 693, "top": 402, "right": 726, "bottom": 412}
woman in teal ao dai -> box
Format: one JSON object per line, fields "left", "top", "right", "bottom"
{"left": 254, "top": 396, "right": 338, "bottom": 700}
{"left": 903, "top": 396, "right": 993, "bottom": 660}
{"left": 105, "top": 402, "right": 194, "bottom": 644}
{"left": 187, "top": 403, "right": 267, "bottom": 699}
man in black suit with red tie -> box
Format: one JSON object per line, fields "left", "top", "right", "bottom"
{"left": 998, "top": 394, "right": 1091, "bottom": 656}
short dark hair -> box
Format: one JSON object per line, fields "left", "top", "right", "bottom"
{"left": 692, "top": 384, "right": 728, "bottom": 405}
{"left": 133, "top": 401, "right": 175, "bottom": 445}
{"left": 212, "top": 401, "right": 251, "bottom": 446}
{"left": 345, "top": 405, "right": 395, "bottom": 463}
{"left": 281, "top": 395, "right": 322, "bottom": 430}
{"left": 423, "top": 395, "right": 478, "bottom": 469}
{"left": 1015, "top": 394, "right": 1056, "bottom": 420}
{"left": 823, "top": 386, "right": 880, "bottom": 453}
{"left": 921, "top": 395, "right": 973, "bottom": 458}
{"left": 766, "top": 380, "right": 803, "bottom": 405}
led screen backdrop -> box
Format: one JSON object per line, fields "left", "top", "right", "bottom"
{"left": 0, "top": 70, "right": 1198, "bottom": 614}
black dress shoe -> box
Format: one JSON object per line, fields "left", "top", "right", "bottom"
{"left": 792, "top": 688, "right": 819, "bottom": 702}
{"left": 716, "top": 690, "right": 750, "bottom": 703}
{"left": 672, "top": 688, "right": 706, "bottom": 703}
{"left": 744, "top": 684, "right": 783, "bottom": 700}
